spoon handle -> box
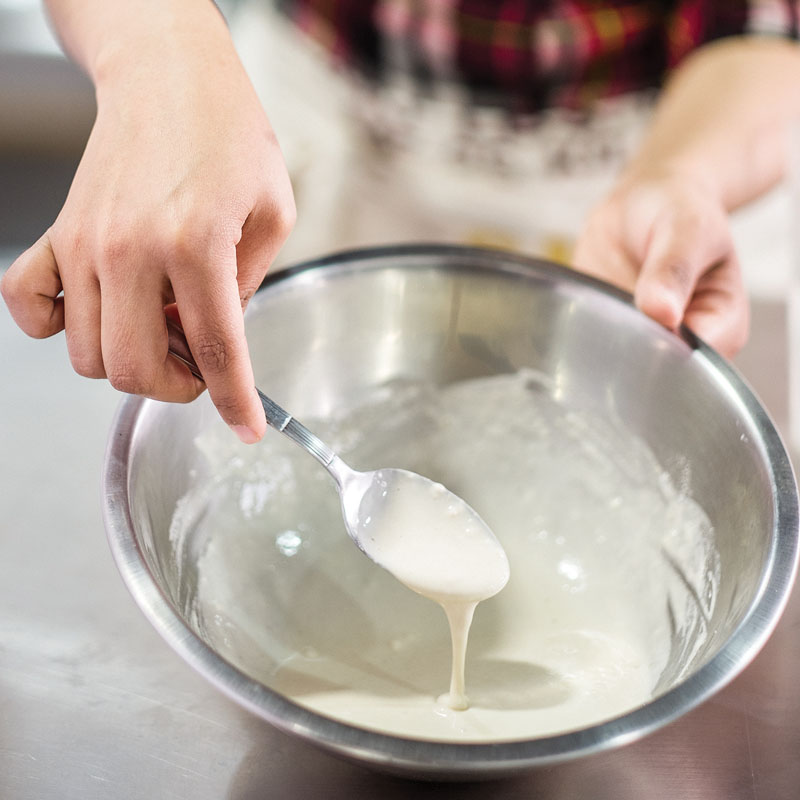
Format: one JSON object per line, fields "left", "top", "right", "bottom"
{"left": 165, "top": 319, "right": 337, "bottom": 468}
{"left": 256, "top": 390, "right": 337, "bottom": 467}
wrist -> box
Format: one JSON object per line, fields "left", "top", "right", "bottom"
{"left": 89, "top": 0, "right": 233, "bottom": 93}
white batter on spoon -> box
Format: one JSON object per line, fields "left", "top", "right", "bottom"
{"left": 172, "top": 370, "right": 718, "bottom": 742}
{"left": 350, "top": 469, "right": 509, "bottom": 709}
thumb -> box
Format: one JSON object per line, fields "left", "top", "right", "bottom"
{"left": 633, "top": 214, "right": 729, "bottom": 333}
{"left": 1, "top": 231, "right": 65, "bottom": 339}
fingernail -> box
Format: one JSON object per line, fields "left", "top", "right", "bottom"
{"left": 232, "top": 424, "right": 260, "bottom": 444}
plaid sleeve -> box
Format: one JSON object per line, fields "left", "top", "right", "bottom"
{"left": 276, "top": 1, "right": 798, "bottom": 112}
{"left": 667, "top": 0, "right": 798, "bottom": 67}
{"left": 454, "top": 2, "right": 674, "bottom": 110}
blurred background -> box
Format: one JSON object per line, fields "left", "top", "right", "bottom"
{"left": 0, "top": 0, "right": 93, "bottom": 256}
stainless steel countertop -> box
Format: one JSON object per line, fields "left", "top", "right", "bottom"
{"left": 1, "top": 283, "right": 798, "bottom": 799}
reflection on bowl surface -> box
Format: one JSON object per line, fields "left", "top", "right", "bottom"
{"left": 105, "top": 245, "right": 798, "bottom": 777}
{"left": 174, "top": 370, "right": 717, "bottom": 742}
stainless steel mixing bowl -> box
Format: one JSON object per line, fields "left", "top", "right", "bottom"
{"left": 103, "top": 245, "right": 798, "bottom": 779}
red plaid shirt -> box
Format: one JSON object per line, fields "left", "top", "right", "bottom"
{"left": 276, "top": 1, "right": 798, "bottom": 112}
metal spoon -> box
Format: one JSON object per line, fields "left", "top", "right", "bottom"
{"left": 165, "top": 320, "right": 507, "bottom": 583}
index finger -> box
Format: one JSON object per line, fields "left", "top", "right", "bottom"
{"left": 172, "top": 251, "right": 266, "bottom": 444}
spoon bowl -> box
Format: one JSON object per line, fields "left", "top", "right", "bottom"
{"left": 337, "top": 465, "right": 509, "bottom": 602}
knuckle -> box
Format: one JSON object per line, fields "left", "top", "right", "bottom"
{"left": 68, "top": 347, "right": 106, "bottom": 380}
{"left": 658, "top": 257, "right": 694, "bottom": 290}
{"left": 165, "top": 219, "right": 229, "bottom": 278}
{"left": 97, "top": 232, "right": 133, "bottom": 271}
{"left": 193, "top": 333, "right": 231, "bottom": 374}
{"left": 273, "top": 194, "right": 297, "bottom": 238}
{"left": 72, "top": 360, "right": 106, "bottom": 380}
{"left": 105, "top": 360, "right": 154, "bottom": 395}
{"left": 261, "top": 181, "right": 297, "bottom": 241}
{"left": 64, "top": 227, "right": 91, "bottom": 262}
{"left": 166, "top": 223, "right": 202, "bottom": 265}
{"left": 92, "top": 235, "right": 136, "bottom": 286}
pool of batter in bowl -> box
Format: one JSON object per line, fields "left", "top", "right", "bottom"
{"left": 169, "top": 370, "right": 719, "bottom": 742}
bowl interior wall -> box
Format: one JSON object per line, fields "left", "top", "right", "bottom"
{"left": 126, "top": 256, "right": 775, "bottom": 698}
